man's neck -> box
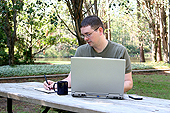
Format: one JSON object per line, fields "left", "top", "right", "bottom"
{"left": 93, "top": 39, "right": 108, "bottom": 53}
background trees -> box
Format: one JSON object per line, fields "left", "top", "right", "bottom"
{"left": 17, "top": 0, "right": 61, "bottom": 63}
{"left": 137, "top": 0, "right": 169, "bottom": 63}
{"left": 0, "top": 0, "right": 170, "bottom": 66}
{"left": 0, "top": 0, "right": 23, "bottom": 66}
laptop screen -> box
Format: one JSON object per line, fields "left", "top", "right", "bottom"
{"left": 71, "top": 57, "right": 125, "bottom": 99}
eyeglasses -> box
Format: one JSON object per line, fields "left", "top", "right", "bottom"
{"left": 80, "top": 27, "right": 99, "bottom": 39}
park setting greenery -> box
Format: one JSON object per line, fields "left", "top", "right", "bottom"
{"left": 0, "top": 0, "right": 170, "bottom": 112}
{"left": 0, "top": 0, "right": 169, "bottom": 65}
{"left": 0, "top": 61, "right": 170, "bottom": 77}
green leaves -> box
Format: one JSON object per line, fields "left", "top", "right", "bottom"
{"left": 50, "top": 14, "right": 58, "bottom": 27}
{"left": 109, "top": 0, "right": 133, "bottom": 14}
{"left": 27, "top": 7, "right": 34, "bottom": 14}
{"left": 16, "top": 0, "right": 62, "bottom": 62}
{"left": 0, "top": 64, "right": 71, "bottom": 77}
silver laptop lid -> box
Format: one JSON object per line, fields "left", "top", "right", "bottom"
{"left": 71, "top": 57, "right": 126, "bottom": 99}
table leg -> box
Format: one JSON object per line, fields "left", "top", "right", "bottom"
{"left": 42, "top": 107, "right": 51, "bottom": 113}
{"left": 7, "top": 98, "right": 13, "bottom": 113}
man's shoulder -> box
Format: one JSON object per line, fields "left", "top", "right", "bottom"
{"left": 75, "top": 44, "right": 91, "bottom": 57}
{"left": 78, "top": 43, "right": 89, "bottom": 48}
{"left": 77, "top": 44, "right": 91, "bottom": 51}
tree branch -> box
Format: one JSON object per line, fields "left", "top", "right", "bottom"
{"left": 53, "top": 5, "right": 77, "bottom": 37}
{"left": 65, "top": 0, "right": 74, "bottom": 19}
{"left": 83, "top": 1, "right": 94, "bottom": 16}
{"left": 32, "top": 44, "right": 50, "bottom": 57}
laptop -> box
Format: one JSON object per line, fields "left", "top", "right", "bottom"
{"left": 71, "top": 57, "right": 126, "bottom": 99}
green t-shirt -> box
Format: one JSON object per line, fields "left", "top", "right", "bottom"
{"left": 74, "top": 40, "right": 132, "bottom": 74}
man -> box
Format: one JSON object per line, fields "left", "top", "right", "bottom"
{"left": 44, "top": 15, "right": 133, "bottom": 93}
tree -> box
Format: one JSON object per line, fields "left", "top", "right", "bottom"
{"left": 0, "top": 0, "right": 23, "bottom": 66}
{"left": 0, "top": 27, "right": 8, "bottom": 65}
{"left": 17, "top": 0, "right": 61, "bottom": 63}
{"left": 53, "top": 0, "right": 86, "bottom": 46}
{"left": 138, "top": 0, "right": 169, "bottom": 62}
{"left": 137, "top": 0, "right": 145, "bottom": 62}
{"left": 54, "top": 0, "right": 108, "bottom": 46}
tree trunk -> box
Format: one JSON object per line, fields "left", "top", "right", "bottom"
{"left": 140, "top": 43, "right": 145, "bottom": 62}
{"left": 29, "top": 24, "right": 33, "bottom": 63}
{"left": 152, "top": 41, "right": 157, "bottom": 62}
{"left": 65, "top": 0, "right": 86, "bottom": 46}
{"left": 137, "top": 0, "right": 145, "bottom": 62}
{"left": 151, "top": 26, "right": 157, "bottom": 62}
{"left": 94, "top": 0, "right": 98, "bottom": 16}
{"left": 5, "top": 16, "right": 14, "bottom": 66}
{"left": 156, "top": 2, "right": 162, "bottom": 61}
{"left": 101, "top": 0, "right": 111, "bottom": 40}
{"left": 160, "top": 1, "right": 168, "bottom": 63}
{"left": 3, "top": 0, "right": 17, "bottom": 66}
{"left": 8, "top": 39, "right": 15, "bottom": 66}
{"left": 157, "top": 36, "right": 162, "bottom": 61}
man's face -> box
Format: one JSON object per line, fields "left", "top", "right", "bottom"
{"left": 80, "top": 25, "right": 100, "bottom": 47}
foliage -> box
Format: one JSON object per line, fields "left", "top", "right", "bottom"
{"left": 53, "top": 0, "right": 86, "bottom": 46}
{"left": 110, "top": 0, "right": 151, "bottom": 55}
{"left": 0, "top": 0, "right": 24, "bottom": 66}
{"left": 35, "top": 37, "right": 77, "bottom": 58}
{"left": 0, "top": 61, "right": 170, "bottom": 78}
{"left": 0, "top": 64, "right": 70, "bottom": 77}
{"left": 0, "top": 0, "right": 170, "bottom": 66}
{"left": 131, "top": 63, "right": 153, "bottom": 70}
{"left": 131, "top": 61, "right": 170, "bottom": 70}
{"left": 16, "top": 0, "right": 61, "bottom": 63}
{"left": 137, "top": 0, "right": 169, "bottom": 62}
{"left": 125, "top": 43, "right": 150, "bottom": 55}
{"left": 110, "top": 0, "right": 169, "bottom": 63}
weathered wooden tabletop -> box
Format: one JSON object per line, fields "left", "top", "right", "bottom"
{"left": 0, "top": 82, "right": 170, "bottom": 113}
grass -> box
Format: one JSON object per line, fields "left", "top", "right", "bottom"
{"left": 127, "top": 74, "right": 170, "bottom": 99}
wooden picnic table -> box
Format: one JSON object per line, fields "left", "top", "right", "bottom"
{"left": 0, "top": 82, "right": 170, "bottom": 113}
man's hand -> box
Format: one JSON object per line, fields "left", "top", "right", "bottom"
{"left": 43, "top": 80, "right": 56, "bottom": 90}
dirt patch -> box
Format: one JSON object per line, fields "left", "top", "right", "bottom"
{"left": 0, "top": 76, "right": 66, "bottom": 83}
{"left": 0, "top": 97, "right": 42, "bottom": 113}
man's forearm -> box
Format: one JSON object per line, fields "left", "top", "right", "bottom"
{"left": 124, "top": 80, "right": 133, "bottom": 93}
{"left": 62, "top": 72, "right": 71, "bottom": 87}
{"left": 124, "top": 72, "right": 133, "bottom": 93}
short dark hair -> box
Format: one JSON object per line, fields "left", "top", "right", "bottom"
{"left": 81, "top": 15, "right": 105, "bottom": 33}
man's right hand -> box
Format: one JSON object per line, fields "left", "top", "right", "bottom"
{"left": 43, "top": 80, "right": 56, "bottom": 90}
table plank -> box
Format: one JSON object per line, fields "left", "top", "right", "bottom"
{"left": 0, "top": 82, "right": 170, "bottom": 113}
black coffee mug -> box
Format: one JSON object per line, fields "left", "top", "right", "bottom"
{"left": 53, "top": 81, "right": 68, "bottom": 95}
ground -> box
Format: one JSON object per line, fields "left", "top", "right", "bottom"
{"left": 0, "top": 71, "right": 169, "bottom": 113}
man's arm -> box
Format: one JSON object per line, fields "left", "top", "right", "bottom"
{"left": 62, "top": 72, "right": 71, "bottom": 87}
{"left": 124, "top": 72, "right": 133, "bottom": 93}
